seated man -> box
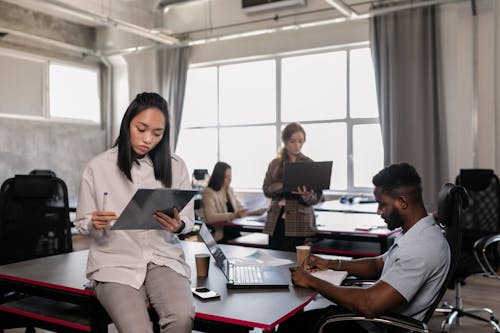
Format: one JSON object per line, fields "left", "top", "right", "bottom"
{"left": 278, "top": 162, "right": 450, "bottom": 333}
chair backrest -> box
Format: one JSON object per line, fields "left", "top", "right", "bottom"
{"left": 0, "top": 174, "right": 73, "bottom": 265}
{"left": 29, "top": 169, "right": 57, "bottom": 177}
{"left": 455, "top": 169, "right": 500, "bottom": 233}
{"left": 422, "top": 183, "right": 468, "bottom": 322}
{"left": 455, "top": 169, "right": 500, "bottom": 274}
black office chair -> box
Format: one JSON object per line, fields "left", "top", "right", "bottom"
{"left": 0, "top": 174, "right": 73, "bottom": 333}
{"left": 315, "top": 183, "right": 467, "bottom": 333}
{"left": 0, "top": 174, "right": 73, "bottom": 264}
{"left": 439, "top": 169, "right": 500, "bottom": 332}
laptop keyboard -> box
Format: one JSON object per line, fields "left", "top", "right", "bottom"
{"left": 231, "top": 265, "right": 264, "bottom": 284}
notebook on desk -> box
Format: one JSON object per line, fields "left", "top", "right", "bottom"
{"left": 198, "top": 223, "right": 290, "bottom": 289}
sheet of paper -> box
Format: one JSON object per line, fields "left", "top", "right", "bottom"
{"left": 311, "top": 270, "right": 348, "bottom": 286}
{"left": 230, "top": 250, "right": 293, "bottom": 267}
{"left": 243, "top": 193, "right": 269, "bottom": 215}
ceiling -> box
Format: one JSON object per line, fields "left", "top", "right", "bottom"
{"left": 0, "top": 0, "right": 466, "bottom": 56}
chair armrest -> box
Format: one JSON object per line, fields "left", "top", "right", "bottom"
{"left": 317, "top": 309, "right": 429, "bottom": 333}
{"left": 341, "top": 276, "right": 375, "bottom": 287}
{"left": 473, "top": 234, "right": 500, "bottom": 277}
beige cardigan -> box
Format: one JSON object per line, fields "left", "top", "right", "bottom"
{"left": 201, "top": 187, "right": 244, "bottom": 223}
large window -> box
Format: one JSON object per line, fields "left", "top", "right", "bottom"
{"left": 176, "top": 46, "right": 383, "bottom": 192}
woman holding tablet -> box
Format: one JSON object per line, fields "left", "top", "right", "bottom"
{"left": 262, "top": 122, "right": 321, "bottom": 251}
{"left": 75, "top": 92, "right": 194, "bottom": 333}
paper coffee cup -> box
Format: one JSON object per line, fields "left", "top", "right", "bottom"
{"left": 296, "top": 245, "right": 311, "bottom": 266}
{"left": 195, "top": 253, "right": 210, "bottom": 277}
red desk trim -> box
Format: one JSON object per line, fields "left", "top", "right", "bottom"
{"left": 195, "top": 292, "right": 318, "bottom": 330}
{"left": 0, "top": 274, "right": 94, "bottom": 296}
{"left": 0, "top": 305, "right": 92, "bottom": 332}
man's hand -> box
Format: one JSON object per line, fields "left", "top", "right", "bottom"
{"left": 304, "top": 254, "right": 329, "bottom": 272}
{"left": 154, "top": 208, "right": 184, "bottom": 233}
{"left": 91, "top": 211, "right": 118, "bottom": 230}
{"left": 290, "top": 266, "right": 314, "bottom": 288}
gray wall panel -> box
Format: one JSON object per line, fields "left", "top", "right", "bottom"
{"left": 0, "top": 118, "right": 106, "bottom": 200}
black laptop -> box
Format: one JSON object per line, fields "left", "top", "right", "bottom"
{"left": 283, "top": 161, "right": 333, "bottom": 192}
{"left": 198, "top": 224, "right": 290, "bottom": 289}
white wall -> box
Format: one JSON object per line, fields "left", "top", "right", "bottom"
{"left": 440, "top": 0, "right": 498, "bottom": 181}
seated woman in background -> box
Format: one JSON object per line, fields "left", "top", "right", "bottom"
{"left": 202, "top": 162, "right": 248, "bottom": 242}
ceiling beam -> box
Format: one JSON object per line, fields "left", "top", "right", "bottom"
{"left": 42, "top": 0, "right": 179, "bottom": 46}
{"left": 324, "top": 0, "right": 358, "bottom": 17}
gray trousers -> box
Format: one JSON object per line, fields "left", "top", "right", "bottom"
{"left": 94, "top": 263, "right": 194, "bottom": 333}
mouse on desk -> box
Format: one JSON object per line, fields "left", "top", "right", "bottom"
{"left": 339, "top": 195, "right": 355, "bottom": 204}
{"left": 339, "top": 196, "right": 377, "bottom": 204}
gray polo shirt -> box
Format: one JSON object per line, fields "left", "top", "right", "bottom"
{"left": 380, "top": 215, "right": 450, "bottom": 320}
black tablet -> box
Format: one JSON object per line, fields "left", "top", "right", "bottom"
{"left": 111, "top": 188, "right": 197, "bottom": 230}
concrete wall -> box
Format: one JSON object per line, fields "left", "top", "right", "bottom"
{"left": 0, "top": 1, "right": 105, "bottom": 199}
{"left": 0, "top": 118, "right": 105, "bottom": 200}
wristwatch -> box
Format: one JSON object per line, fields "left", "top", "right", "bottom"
{"left": 176, "top": 220, "right": 186, "bottom": 234}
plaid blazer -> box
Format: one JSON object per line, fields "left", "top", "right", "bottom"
{"left": 262, "top": 155, "right": 321, "bottom": 237}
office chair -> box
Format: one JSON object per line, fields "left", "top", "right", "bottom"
{"left": 0, "top": 174, "right": 73, "bottom": 264}
{"left": 0, "top": 174, "right": 73, "bottom": 333}
{"left": 315, "top": 183, "right": 467, "bottom": 333}
{"left": 439, "top": 169, "right": 500, "bottom": 332}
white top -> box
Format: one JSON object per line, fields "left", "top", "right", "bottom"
{"left": 380, "top": 215, "right": 450, "bottom": 320}
{"left": 74, "top": 147, "right": 195, "bottom": 289}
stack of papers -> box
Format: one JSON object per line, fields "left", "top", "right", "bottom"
{"left": 230, "top": 250, "right": 293, "bottom": 267}
{"left": 311, "top": 270, "right": 348, "bottom": 286}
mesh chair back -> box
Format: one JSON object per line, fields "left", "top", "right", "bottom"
{"left": 456, "top": 169, "right": 500, "bottom": 233}
{"left": 455, "top": 169, "right": 500, "bottom": 275}
{"left": 0, "top": 174, "right": 73, "bottom": 265}
{"left": 423, "top": 183, "right": 468, "bottom": 322}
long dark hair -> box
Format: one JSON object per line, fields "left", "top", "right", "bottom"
{"left": 207, "top": 162, "right": 231, "bottom": 192}
{"left": 274, "top": 122, "right": 306, "bottom": 179}
{"left": 114, "top": 92, "right": 172, "bottom": 187}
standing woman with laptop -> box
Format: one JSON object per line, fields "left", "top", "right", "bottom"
{"left": 262, "top": 122, "right": 321, "bottom": 251}
{"left": 74, "top": 93, "right": 194, "bottom": 333}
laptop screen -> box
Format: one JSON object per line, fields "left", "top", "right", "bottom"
{"left": 198, "top": 224, "right": 230, "bottom": 276}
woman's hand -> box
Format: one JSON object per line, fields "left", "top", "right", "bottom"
{"left": 304, "top": 254, "right": 329, "bottom": 272}
{"left": 91, "top": 211, "right": 118, "bottom": 230}
{"left": 292, "top": 185, "right": 315, "bottom": 202}
{"left": 233, "top": 208, "right": 249, "bottom": 219}
{"left": 154, "top": 208, "right": 184, "bottom": 233}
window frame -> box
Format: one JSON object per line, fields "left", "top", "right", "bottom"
{"left": 181, "top": 42, "right": 381, "bottom": 194}
{"left": 0, "top": 47, "right": 101, "bottom": 125}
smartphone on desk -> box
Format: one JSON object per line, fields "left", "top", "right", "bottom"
{"left": 192, "top": 287, "right": 220, "bottom": 300}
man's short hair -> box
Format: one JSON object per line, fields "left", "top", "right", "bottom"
{"left": 372, "top": 162, "right": 423, "bottom": 200}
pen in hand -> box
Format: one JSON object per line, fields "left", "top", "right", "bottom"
{"left": 92, "top": 192, "right": 117, "bottom": 230}
{"left": 103, "top": 192, "right": 108, "bottom": 210}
